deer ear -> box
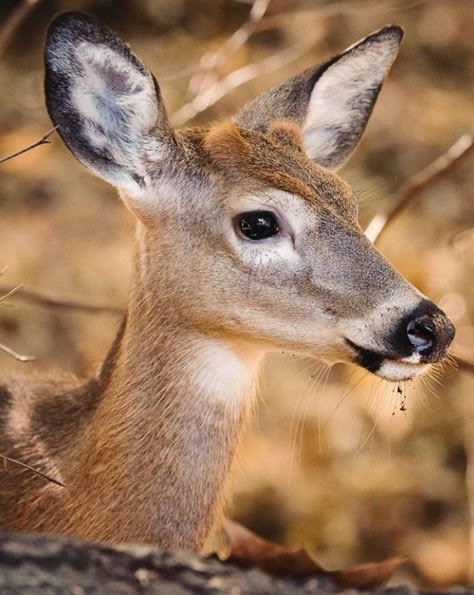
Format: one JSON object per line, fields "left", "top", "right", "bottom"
{"left": 235, "top": 26, "right": 403, "bottom": 170}
{"left": 45, "top": 12, "right": 175, "bottom": 196}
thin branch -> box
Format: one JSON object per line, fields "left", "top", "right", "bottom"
{"left": 172, "top": 39, "right": 316, "bottom": 127}
{"left": 0, "top": 454, "right": 64, "bottom": 487}
{"left": 254, "top": 0, "right": 442, "bottom": 35}
{"left": 0, "top": 284, "right": 123, "bottom": 315}
{"left": 186, "top": 0, "right": 409, "bottom": 97}
{"left": 365, "top": 133, "right": 474, "bottom": 243}
{"left": 0, "top": 282, "right": 35, "bottom": 361}
{"left": 177, "top": 0, "right": 427, "bottom": 125}
{"left": 0, "top": 283, "right": 23, "bottom": 305}
{"left": 194, "top": 0, "right": 432, "bottom": 88}
{"left": 363, "top": 135, "right": 474, "bottom": 375}
{"left": 362, "top": 129, "right": 474, "bottom": 575}
{"left": 0, "top": 0, "right": 42, "bottom": 58}
{"left": 0, "top": 342, "right": 35, "bottom": 362}
{"left": 188, "top": 0, "right": 272, "bottom": 98}
{"left": 0, "top": 126, "right": 58, "bottom": 165}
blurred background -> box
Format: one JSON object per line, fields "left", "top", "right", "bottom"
{"left": 0, "top": 0, "right": 473, "bottom": 588}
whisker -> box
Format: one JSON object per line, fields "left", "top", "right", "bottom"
{"left": 425, "top": 367, "right": 446, "bottom": 391}
{"left": 314, "top": 364, "right": 334, "bottom": 453}
{"left": 322, "top": 367, "right": 368, "bottom": 429}
{"left": 355, "top": 178, "right": 392, "bottom": 202}
{"left": 387, "top": 383, "right": 399, "bottom": 460}
{"left": 353, "top": 376, "right": 380, "bottom": 458}
{"left": 370, "top": 380, "right": 389, "bottom": 454}
{"left": 288, "top": 361, "right": 326, "bottom": 482}
{"left": 304, "top": 364, "right": 331, "bottom": 456}
{"left": 296, "top": 366, "right": 326, "bottom": 464}
{"left": 415, "top": 378, "right": 434, "bottom": 415}
{"left": 289, "top": 360, "right": 322, "bottom": 454}
{"left": 446, "top": 353, "right": 459, "bottom": 370}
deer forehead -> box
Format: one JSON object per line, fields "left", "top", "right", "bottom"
{"left": 201, "top": 122, "right": 358, "bottom": 223}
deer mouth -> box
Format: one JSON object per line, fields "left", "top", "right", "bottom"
{"left": 345, "top": 339, "right": 430, "bottom": 382}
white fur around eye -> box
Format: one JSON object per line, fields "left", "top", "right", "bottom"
{"left": 227, "top": 190, "right": 310, "bottom": 269}
{"left": 237, "top": 236, "right": 299, "bottom": 268}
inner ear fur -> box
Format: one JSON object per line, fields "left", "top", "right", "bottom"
{"left": 234, "top": 25, "right": 404, "bottom": 170}
{"left": 44, "top": 11, "right": 174, "bottom": 196}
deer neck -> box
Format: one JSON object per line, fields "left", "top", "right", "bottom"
{"left": 72, "top": 228, "right": 265, "bottom": 549}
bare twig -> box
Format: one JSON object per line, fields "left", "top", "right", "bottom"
{"left": 0, "top": 454, "right": 64, "bottom": 487}
{"left": 0, "top": 283, "right": 23, "bottom": 305}
{"left": 188, "top": 0, "right": 271, "bottom": 98}
{"left": 172, "top": 39, "right": 316, "bottom": 127}
{"left": 0, "top": 342, "right": 35, "bottom": 362}
{"left": 0, "top": 127, "right": 58, "bottom": 165}
{"left": 363, "top": 135, "right": 474, "bottom": 376}
{"left": 0, "top": 284, "right": 123, "bottom": 315}
{"left": 365, "top": 133, "right": 474, "bottom": 243}
{"left": 177, "top": 0, "right": 430, "bottom": 126}
{"left": 254, "top": 0, "right": 442, "bottom": 35}
{"left": 0, "top": 281, "right": 35, "bottom": 361}
{"left": 363, "top": 131, "right": 474, "bottom": 578}
{"left": 0, "top": 0, "right": 42, "bottom": 58}
{"left": 186, "top": 0, "right": 423, "bottom": 100}
{"left": 195, "top": 0, "right": 433, "bottom": 88}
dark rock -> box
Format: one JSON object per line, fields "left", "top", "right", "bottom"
{"left": 0, "top": 533, "right": 471, "bottom": 594}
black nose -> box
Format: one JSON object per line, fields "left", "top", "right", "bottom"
{"left": 404, "top": 302, "right": 455, "bottom": 361}
{"left": 407, "top": 316, "right": 436, "bottom": 353}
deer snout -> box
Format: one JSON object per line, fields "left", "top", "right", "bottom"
{"left": 399, "top": 300, "right": 455, "bottom": 363}
{"left": 345, "top": 299, "right": 455, "bottom": 382}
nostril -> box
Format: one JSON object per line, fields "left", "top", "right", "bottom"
{"left": 406, "top": 316, "right": 436, "bottom": 354}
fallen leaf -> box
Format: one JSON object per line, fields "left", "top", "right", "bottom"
{"left": 330, "top": 556, "right": 409, "bottom": 590}
{"left": 215, "top": 519, "right": 407, "bottom": 590}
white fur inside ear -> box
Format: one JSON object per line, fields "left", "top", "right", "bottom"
{"left": 72, "top": 42, "right": 157, "bottom": 164}
{"left": 302, "top": 37, "right": 399, "bottom": 169}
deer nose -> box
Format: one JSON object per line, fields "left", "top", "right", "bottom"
{"left": 407, "top": 316, "right": 436, "bottom": 353}
{"left": 405, "top": 305, "right": 455, "bottom": 361}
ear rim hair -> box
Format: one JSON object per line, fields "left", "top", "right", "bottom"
{"left": 235, "top": 25, "right": 404, "bottom": 170}
{"left": 44, "top": 11, "right": 174, "bottom": 196}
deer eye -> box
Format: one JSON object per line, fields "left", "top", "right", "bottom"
{"left": 235, "top": 211, "right": 280, "bottom": 241}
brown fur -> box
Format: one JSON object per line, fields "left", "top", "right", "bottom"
{"left": 204, "top": 121, "right": 358, "bottom": 225}
{"left": 0, "top": 300, "right": 257, "bottom": 548}
{"left": 0, "top": 121, "right": 355, "bottom": 549}
{"left": 0, "top": 14, "right": 453, "bottom": 552}
{"left": 0, "top": 120, "right": 389, "bottom": 549}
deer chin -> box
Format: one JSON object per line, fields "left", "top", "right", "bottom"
{"left": 344, "top": 339, "right": 431, "bottom": 382}
{"left": 374, "top": 359, "right": 430, "bottom": 382}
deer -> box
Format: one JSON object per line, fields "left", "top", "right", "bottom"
{"left": 0, "top": 12, "right": 455, "bottom": 552}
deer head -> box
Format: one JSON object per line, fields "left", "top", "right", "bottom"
{"left": 45, "top": 12, "right": 455, "bottom": 383}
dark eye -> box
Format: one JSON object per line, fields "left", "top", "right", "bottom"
{"left": 236, "top": 211, "right": 280, "bottom": 241}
